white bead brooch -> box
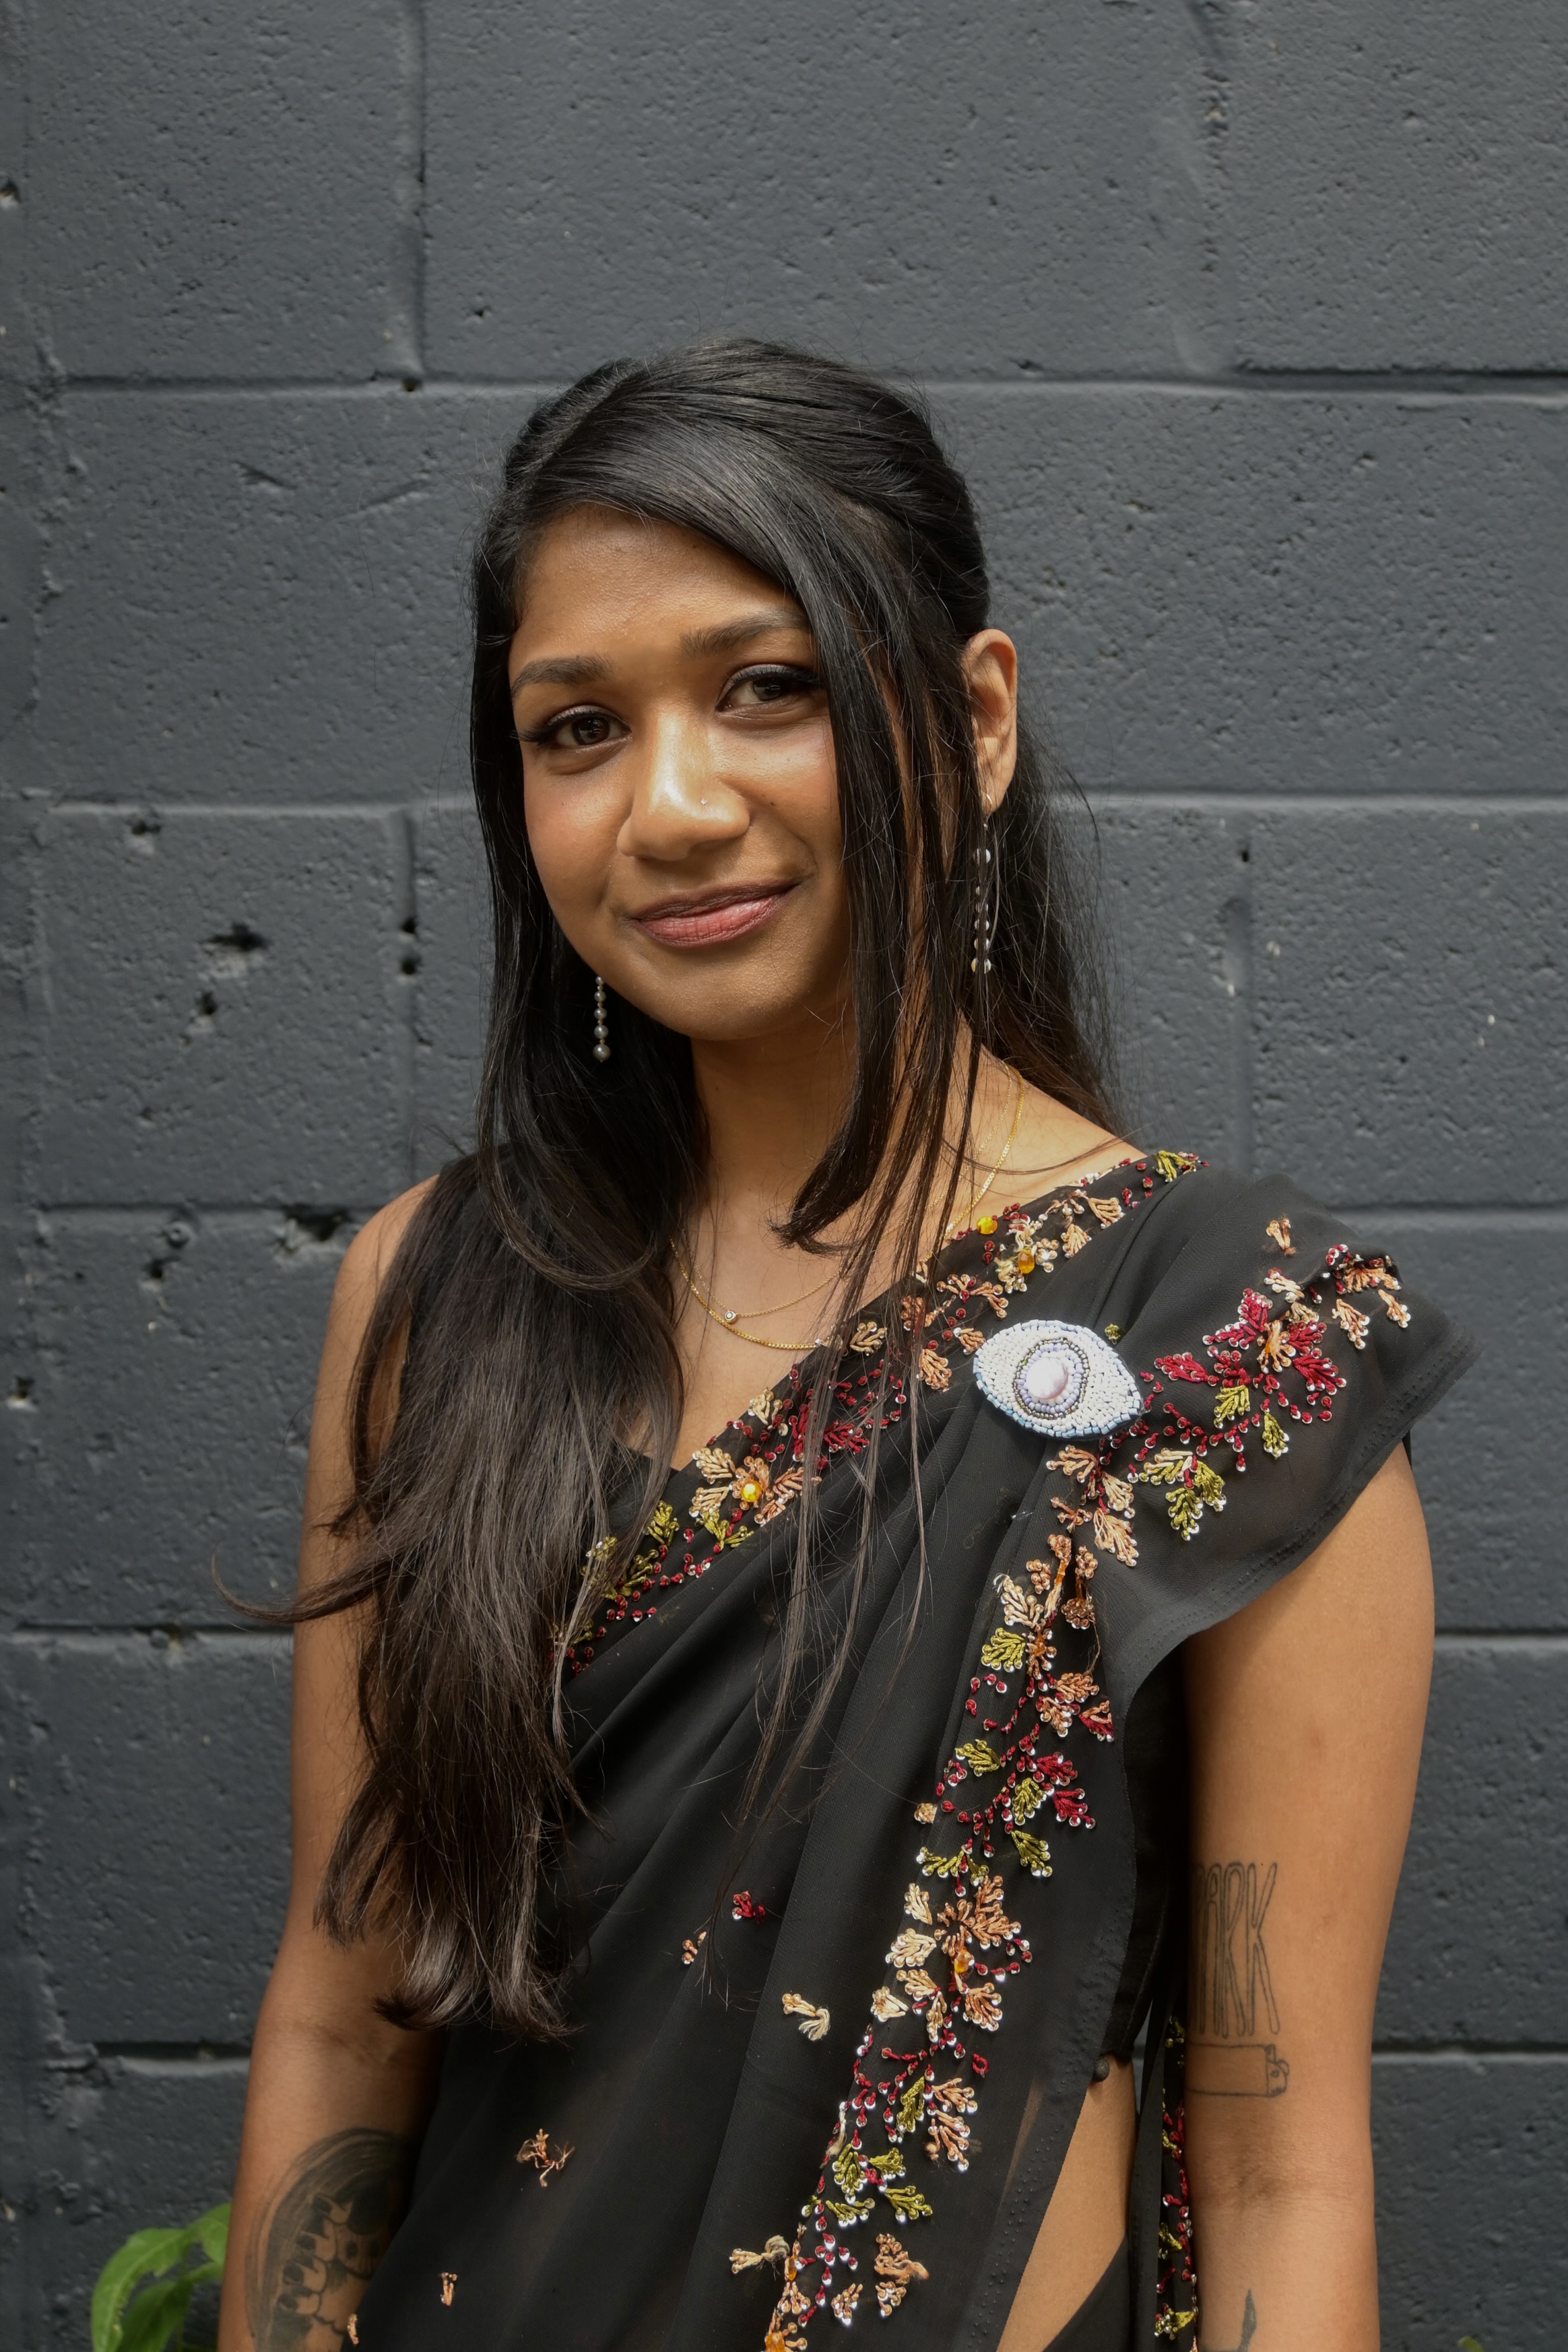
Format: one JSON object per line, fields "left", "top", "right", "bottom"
{"left": 973, "top": 1319, "right": 1143, "bottom": 1439}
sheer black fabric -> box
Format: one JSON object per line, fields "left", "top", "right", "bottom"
{"left": 353, "top": 1157, "right": 1474, "bottom": 2352}
{"left": 1039, "top": 2240, "right": 1130, "bottom": 2352}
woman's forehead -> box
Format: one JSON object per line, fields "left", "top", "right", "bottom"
{"left": 513, "top": 506, "right": 804, "bottom": 644}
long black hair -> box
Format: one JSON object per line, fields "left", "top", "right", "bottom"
{"left": 294, "top": 339, "right": 1115, "bottom": 2037}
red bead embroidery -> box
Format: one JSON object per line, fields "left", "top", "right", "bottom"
{"left": 571, "top": 1156, "right": 1200, "bottom": 1674}
{"left": 1156, "top": 2025, "right": 1198, "bottom": 2347}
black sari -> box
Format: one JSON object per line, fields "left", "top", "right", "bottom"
{"left": 353, "top": 1155, "right": 1474, "bottom": 2352}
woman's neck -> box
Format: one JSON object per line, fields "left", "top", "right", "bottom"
{"left": 690, "top": 1013, "right": 857, "bottom": 1231}
{"left": 686, "top": 1022, "right": 1076, "bottom": 1255}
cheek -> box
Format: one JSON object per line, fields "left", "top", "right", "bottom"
{"left": 754, "top": 719, "right": 843, "bottom": 865}
{"left": 521, "top": 769, "right": 618, "bottom": 919}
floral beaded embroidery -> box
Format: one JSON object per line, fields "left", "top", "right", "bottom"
{"left": 562, "top": 1159, "right": 1201, "bottom": 2340}
{"left": 569, "top": 1155, "right": 1202, "bottom": 1672}
{"left": 1031, "top": 1231, "right": 1412, "bottom": 1559}
{"left": 515, "top": 2127, "right": 574, "bottom": 2186}
{"left": 1155, "top": 2025, "right": 1198, "bottom": 2347}
{"left": 752, "top": 1190, "right": 1415, "bottom": 2344}
{"left": 1124, "top": 1238, "right": 1411, "bottom": 1542}
{"left": 758, "top": 1527, "right": 1111, "bottom": 2343}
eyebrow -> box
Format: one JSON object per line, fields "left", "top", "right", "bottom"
{"left": 509, "top": 653, "right": 610, "bottom": 697}
{"left": 679, "top": 608, "right": 810, "bottom": 657}
{"left": 508, "top": 608, "right": 810, "bottom": 702}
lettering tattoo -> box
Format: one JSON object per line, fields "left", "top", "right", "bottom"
{"left": 1189, "top": 1860, "right": 1289, "bottom": 2097}
{"left": 245, "top": 2128, "right": 414, "bottom": 2351}
{"left": 1206, "top": 2288, "right": 1258, "bottom": 2351}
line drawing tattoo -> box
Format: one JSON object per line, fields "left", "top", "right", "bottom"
{"left": 1189, "top": 1861, "right": 1289, "bottom": 2096}
{"left": 1206, "top": 2287, "right": 1258, "bottom": 2351}
{"left": 245, "top": 2127, "right": 414, "bottom": 2351}
{"left": 1186, "top": 2040, "right": 1289, "bottom": 2097}
{"left": 1192, "top": 1862, "right": 1279, "bottom": 2038}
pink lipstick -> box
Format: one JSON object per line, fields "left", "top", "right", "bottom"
{"left": 632, "top": 883, "right": 795, "bottom": 948}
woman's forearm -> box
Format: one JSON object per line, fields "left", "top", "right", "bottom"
{"left": 1189, "top": 2156, "right": 1379, "bottom": 2350}
{"left": 219, "top": 1967, "right": 443, "bottom": 2352}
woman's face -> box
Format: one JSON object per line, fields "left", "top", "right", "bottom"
{"left": 509, "top": 504, "right": 851, "bottom": 1047}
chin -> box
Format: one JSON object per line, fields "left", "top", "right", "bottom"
{"left": 625, "top": 945, "right": 847, "bottom": 1048}
{"left": 662, "top": 995, "right": 820, "bottom": 1046}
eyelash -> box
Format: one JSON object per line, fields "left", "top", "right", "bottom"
{"left": 731, "top": 661, "right": 822, "bottom": 698}
{"left": 516, "top": 707, "right": 602, "bottom": 748}
{"left": 515, "top": 663, "right": 822, "bottom": 749}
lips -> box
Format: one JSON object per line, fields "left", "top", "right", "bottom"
{"left": 631, "top": 882, "right": 797, "bottom": 948}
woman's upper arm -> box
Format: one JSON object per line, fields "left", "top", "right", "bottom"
{"left": 1181, "top": 1444, "right": 1433, "bottom": 2184}
{"left": 285, "top": 1182, "right": 434, "bottom": 1951}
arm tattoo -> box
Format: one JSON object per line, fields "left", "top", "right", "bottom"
{"left": 1189, "top": 1860, "right": 1289, "bottom": 2097}
{"left": 1206, "top": 2289, "right": 1258, "bottom": 2351}
{"left": 245, "top": 2128, "right": 414, "bottom": 2351}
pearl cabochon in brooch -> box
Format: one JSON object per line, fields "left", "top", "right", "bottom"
{"left": 973, "top": 1319, "right": 1144, "bottom": 1439}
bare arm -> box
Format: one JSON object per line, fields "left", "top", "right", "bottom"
{"left": 220, "top": 1187, "right": 443, "bottom": 2352}
{"left": 1183, "top": 1444, "right": 1433, "bottom": 2351}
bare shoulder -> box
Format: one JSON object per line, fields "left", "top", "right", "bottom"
{"left": 1013, "top": 1086, "right": 1137, "bottom": 1189}
{"left": 1185, "top": 1446, "right": 1433, "bottom": 1793}
{"left": 332, "top": 1177, "right": 440, "bottom": 1324}
{"left": 308, "top": 1180, "right": 440, "bottom": 1478}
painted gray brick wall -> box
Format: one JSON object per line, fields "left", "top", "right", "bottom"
{"left": 2, "top": 4, "right": 1564, "bottom": 2345}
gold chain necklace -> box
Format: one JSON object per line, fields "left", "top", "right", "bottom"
{"left": 945, "top": 1070, "right": 1024, "bottom": 1235}
{"left": 672, "top": 1257, "right": 838, "bottom": 1352}
{"left": 671, "top": 1246, "right": 836, "bottom": 1325}
{"left": 676, "top": 1070, "right": 1027, "bottom": 1352}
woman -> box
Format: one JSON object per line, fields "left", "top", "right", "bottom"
{"left": 219, "top": 341, "right": 1473, "bottom": 2352}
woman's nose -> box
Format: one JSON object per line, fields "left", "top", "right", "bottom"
{"left": 617, "top": 708, "right": 748, "bottom": 861}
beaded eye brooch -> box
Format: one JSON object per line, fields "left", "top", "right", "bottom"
{"left": 973, "top": 1319, "right": 1142, "bottom": 1439}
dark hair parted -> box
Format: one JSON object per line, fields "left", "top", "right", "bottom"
{"left": 293, "top": 339, "right": 1115, "bottom": 2037}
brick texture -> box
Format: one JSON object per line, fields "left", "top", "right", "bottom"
{"left": 3, "top": 2, "right": 1565, "bottom": 2344}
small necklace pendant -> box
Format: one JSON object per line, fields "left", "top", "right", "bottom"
{"left": 723, "top": 1309, "right": 738, "bottom": 1325}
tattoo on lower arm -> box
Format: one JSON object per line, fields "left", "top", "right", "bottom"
{"left": 245, "top": 2128, "right": 414, "bottom": 2351}
{"left": 1205, "top": 2289, "right": 1258, "bottom": 2351}
{"left": 1188, "top": 1860, "right": 1289, "bottom": 2097}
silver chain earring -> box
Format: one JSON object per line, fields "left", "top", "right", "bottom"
{"left": 971, "top": 823, "right": 994, "bottom": 977}
{"left": 592, "top": 974, "right": 611, "bottom": 1063}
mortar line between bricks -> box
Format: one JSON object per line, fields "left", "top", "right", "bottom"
{"left": 10, "top": 1625, "right": 1563, "bottom": 1650}
{"left": 42, "top": 2052, "right": 1568, "bottom": 2096}
{"left": 79, "top": 2042, "right": 253, "bottom": 2066}
{"left": 57, "top": 2053, "right": 255, "bottom": 2078}
{"left": 28, "top": 1201, "right": 385, "bottom": 1218}
{"left": 935, "top": 374, "right": 1568, "bottom": 401}
{"left": 5, "top": 1626, "right": 292, "bottom": 1649}
{"left": 1335, "top": 1204, "right": 1568, "bottom": 1224}
{"left": 79, "top": 2046, "right": 1568, "bottom": 2070}
{"left": 1088, "top": 793, "right": 1568, "bottom": 815}
{"left": 1432, "top": 1630, "right": 1568, "bottom": 1649}
{"left": 36, "top": 793, "right": 1568, "bottom": 820}
{"left": 45, "top": 373, "right": 1568, "bottom": 402}
{"left": 27, "top": 1200, "right": 1568, "bottom": 1225}
{"left": 1371, "top": 2046, "right": 1568, "bottom": 2063}
{"left": 403, "top": 0, "right": 426, "bottom": 379}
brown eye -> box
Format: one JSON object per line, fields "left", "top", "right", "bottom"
{"left": 519, "top": 703, "right": 622, "bottom": 752}
{"left": 722, "top": 663, "right": 822, "bottom": 711}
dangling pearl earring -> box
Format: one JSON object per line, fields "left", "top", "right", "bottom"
{"left": 592, "top": 975, "right": 611, "bottom": 1062}
{"left": 971, "top": 822, "right": 994, "bottom": 977}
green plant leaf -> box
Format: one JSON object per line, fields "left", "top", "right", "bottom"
{"left": 117, "top": 2275, "right": 197, "bottom": 2352}
{"left": 1457, "top": 2338, "right": 1486, "bottom": 2352}
{"left": 91, "top": 2230, "right": 191, "bottom": 2352}
{"left": 90, "top": 2206, "right": 230, "bottom": 2352}
{"left": 190, "top": 2204, "right": 230, "bottom": 2269}
{"left": 121, "top": 2258, "right": 222, "bottom": 2352}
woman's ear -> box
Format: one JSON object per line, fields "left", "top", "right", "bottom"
{"left": 962, "top": 630, "right": 1019, "bottom": 814}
